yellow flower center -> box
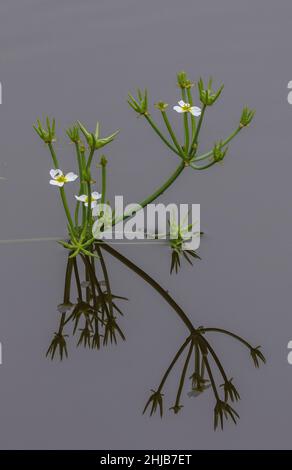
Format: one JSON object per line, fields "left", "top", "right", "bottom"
{"left": 182, "top": 103, "right": 191, "bottom": 112}
{"left": 56, "top": 175, "right": 67, "bottom": 183}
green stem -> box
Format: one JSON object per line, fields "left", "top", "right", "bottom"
{"left": 145, "top": 114, "right": 181, "bottom": 157}
{"left": 75, "top": 143, "right": 83, "bottom": 183}
{"left": 161, "top": 111, "right": 185, "bottom": 158}
{"left": 121, "top": 161, "right": 185, "bottom": 223}
{"left": 47, "top": 142, "right": 75, "bottom": 234}
{"left": 191, "top": 127, "right": 242, "bottom": 162}
{"left": 74, "top": 142, "right": 85, "bottom": 226}
{"left": 187, "top": 87, "right": 196, "bottom": 140}
{"left": 86, "top": 146, "right": 95, "bottom": 170}
{"left": 86, "top": 181, "right": 92, "bottom": 227}
{"left": 48, "top": 142, "right": 60, "bottom": 168}
{"left": 101, "top": 161, "right": 107, "bottom": 204}
{"left": 189, "top": 104, "right": 206, "bottom": 156}
{"left": 60, "top": 187, "right": 75, "bottom": 234}
{"left": 75, "top": 203, "right": 81, "bottom": 227}
{"left": 190, "top": 161, "right": 217, "bottom": 171}
{"left": 181, "top": 89, "right": 189, "bottom": 153}
{"left": 81, "top": 150, "right": 87, "bottom": 225}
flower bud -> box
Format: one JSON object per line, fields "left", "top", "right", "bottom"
{"left": 198, "top": 78, "right": 224, "bottom": 106}
{"left": 78, "top": 121, "right": 119, "bottom": 151}
{"left": 100, "top": 155, "right": 108, "bottom": 167}
{"left": 177, "top": 71, "right": 194, "bottom": 89}
{"left": 33, "top": 117, "right": 56, "bottom": 144}
{"left": 213, "top": 141, "right": 228, "bottom": 162}
{"left": 66, "top": 125, "right": 80, "bottom": 143}
{"left": 239, "top": 106, "right": 255, "bottom": 127}
{"left": 128, "top": 88, "right": 148, "bottom": 115}
{"left": 154, "top": 101, "right": 169, "bottom": 111}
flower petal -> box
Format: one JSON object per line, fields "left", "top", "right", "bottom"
{"left": 91, "top": 191, "right": 102, "bottom": 200}
{"left": 173, "top": 106, "right": 184, "bottom": 113}
{"left": 75, "top": 194, "right": 87, "bottom": 202}
{"left": 84, "top": 200, "right": 97, "bottom": 208}
{"left": 190, "top": 106, "right": 202, "bottom": 117}
{"left": 50, "top": 168, "right": 62, "bottom": 179}
{"left": 178, "top": 100, "right": 186, "bottom": 107}
{"left": 65, "top": 172, "right": 78, "bottom": 182}
{"left": 50, "top": 179, "right": 64, "bottom": 187}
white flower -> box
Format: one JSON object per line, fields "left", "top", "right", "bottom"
{"left": 49, "top": 169, "right": 78, "bottom": 187}
{"left": 75, "top": 191, "right": 101, "bottom": 208}
{"left": 173, "top": 100, "right": 201, "bottom": 116}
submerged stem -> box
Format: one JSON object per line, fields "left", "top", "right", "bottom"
{"left": 201, "top": 327, "right": 253, "bottom": 350}
{"left": 203, "top": 354, "right": 220, "bottom": 401}
{"left": 81, "top": 254, "right": 112, "bottom": 320}
{"left": 73, "top": 258, "right": 82, "bottom": 300}
{"left": 58, "top": 257, "right": 74, "bottom": 334}
{"left": 173, "top": 341, "right": 193, "bottom": 408}
{"left": 158, "top": 337, "right": 192, "bottom": 392}
{"left": 96, "top": 245, "right": 114, "bottom": 317}
{"left": 200, "top": 336, "right": 229, "bottom": 384}
{"left": 100, "top": 242, "right": 195, "bottom": 332}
